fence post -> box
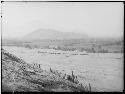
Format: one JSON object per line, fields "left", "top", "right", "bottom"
{"left": 89, "top": 83, "right": 91, "bottom": 92}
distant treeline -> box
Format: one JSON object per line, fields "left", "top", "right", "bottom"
{"left": 2, "top": 39, "right": 123, "bottom": 53}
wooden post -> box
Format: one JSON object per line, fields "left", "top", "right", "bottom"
{"left": 89, "top": 83, "right": 91, "bottom": 92}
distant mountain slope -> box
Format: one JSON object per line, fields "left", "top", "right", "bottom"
{"left": 2, "top": 49, "right": 90, "bottom": 92}
{"left": 22, "top": 28, "right": 89, "bottom": 40}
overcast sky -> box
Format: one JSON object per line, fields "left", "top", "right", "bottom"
{"left": 2, "top": 2, "right": 124, "bottom": 38}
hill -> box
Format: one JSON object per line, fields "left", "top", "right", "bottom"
{"left": 22, "top": 28, "right": 89, "bottom": 40}
{"left": 2, "top": 28, "right": 123, "bottom": 53}
{"left": 2, "top": 49, "right": 91, "bottom": 92}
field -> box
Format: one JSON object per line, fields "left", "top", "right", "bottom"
{"left": 3, "top": 46, "right": 123, "bottom": 92}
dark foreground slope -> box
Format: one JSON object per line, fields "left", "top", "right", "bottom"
{"left": 2, "top": 49, "right": 91, "bottom": 92}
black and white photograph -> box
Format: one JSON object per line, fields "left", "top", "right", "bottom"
{"left": 1, "top": 1, "right": 124, "bottom": 92}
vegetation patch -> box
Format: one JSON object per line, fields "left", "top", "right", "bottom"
{"left": 2, "top": 49, "right": 92, "bottom": 92}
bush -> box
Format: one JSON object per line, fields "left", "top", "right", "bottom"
{"left": 24, "top": 44, "right": 32, "bottom": 49}
{"left": 66, "top": 71, "right": 79, "bottom": 84}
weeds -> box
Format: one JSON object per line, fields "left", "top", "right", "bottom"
{"left": 2, "top": 49, "right": 92, "bottom": 92}
{"left": 49, "top": 67, "right": 92, "bottom": 92}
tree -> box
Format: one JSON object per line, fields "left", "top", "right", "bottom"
{"left": 92, "top": 44, "right": 96, "bottom": 53}
{"left": 25, "top": 44, "right": 32, "bottom": 49}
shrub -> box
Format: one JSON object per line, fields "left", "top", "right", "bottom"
{"left": 66, "top": 71, "right": 79, "bottom": 84}
{"left": 25, "top": 44, "right": 32, "bottom": 49}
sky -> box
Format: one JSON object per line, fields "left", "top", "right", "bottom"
{"left": 2, "top": 2, "right": 124, "bottom": 38}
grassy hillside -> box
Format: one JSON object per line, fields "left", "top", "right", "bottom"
{"left": 2, "top": 49, "right": 91, "bottom": 92}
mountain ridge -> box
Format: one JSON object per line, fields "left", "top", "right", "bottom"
{"left": 22, "top": 28, "right": 89, "bottom": 40}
